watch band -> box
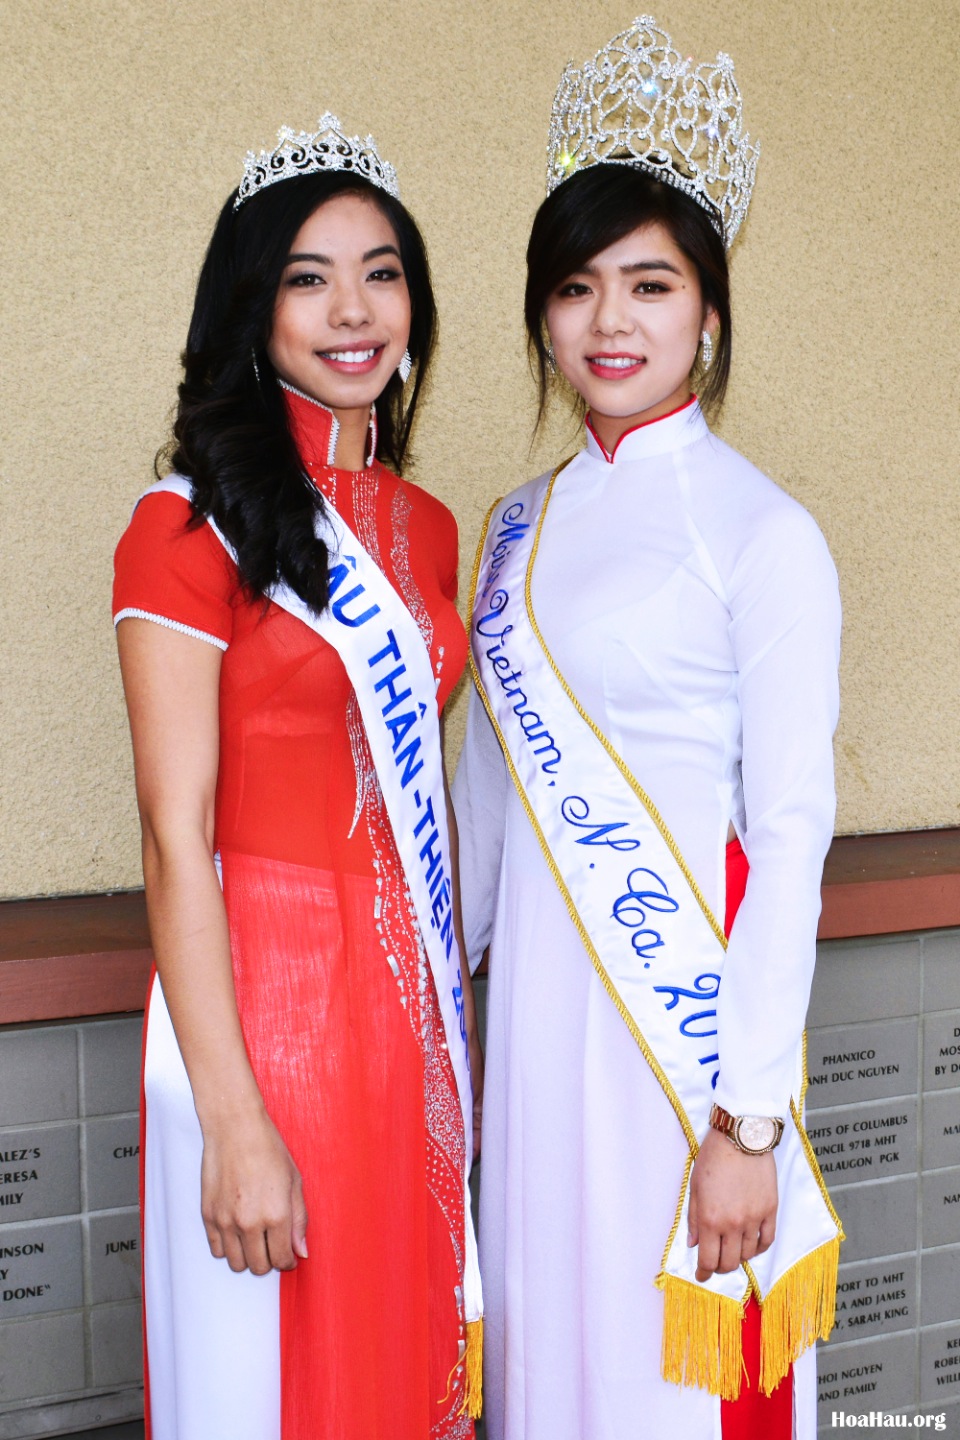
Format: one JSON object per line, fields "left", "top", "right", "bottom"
{"left": 709, "top": 1103, "right": 785, "bottom": 1155}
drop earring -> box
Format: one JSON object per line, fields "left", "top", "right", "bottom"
{"left": 251, "top": 347, "right": 262, "bottom": 385}
{"left": 546, "top": 343, "right": 557, "bottom": 375}
{"left": 701, "top": 330, "right": 714, "bottom": 370}
{"left": 398, "top": 349, "right": 413, "bottom": 384}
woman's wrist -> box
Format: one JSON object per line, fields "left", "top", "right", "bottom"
{"left": 192, "top": 1066, "right": 267, "bottom": 1134}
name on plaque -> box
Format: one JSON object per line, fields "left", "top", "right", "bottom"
{"left": 808, "top": 1101, "right": 916, "bottom": 1181}
{"left": 808, "top": 1048, "right": 901, "bottom": 1091}
{"left": 818, "top": 1360, "right": 886, "bottom": 1403}
{"left": 104, "top": 1236, "right": 138, "bottom": 1256}
{"left": 0, "top": 1221, "right": 82, "bottom": 1316}
{"left": 931, "top": 1022, "right": 960, "bottom": 1082}
{"left": 922, "top": 1328, "right": 960, "bottom": 1405}
{"left": 0, "top": 1146, "right": 41, "bottom": 1210}
{"left": 832, "top": 1263, "right": 913, "bottom": 1336}
{"left": 934, "top": 1339, "right": 960, "bottom": 1384}
{"left": 0, "top": 1238, "right": 47, "bottom": 1302}
{"left": 806, "top": 1019, "right": 918, "bottom": 1112}
{"left": 924, "top": 1013, "right": 960, "bottom": 1091}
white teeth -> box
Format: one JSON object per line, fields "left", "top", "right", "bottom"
{"left": 591, "top": 356, "right": 642, "bottom": 369}
{"left": 324, "top": 348, "right": 377, "bottom": 362}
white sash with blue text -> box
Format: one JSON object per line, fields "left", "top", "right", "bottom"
{"left": 144, "top": 475, "right": 482, "bottom": 1327}
{"left": 469, "top": 473, "right": 839, "bottom": 1392}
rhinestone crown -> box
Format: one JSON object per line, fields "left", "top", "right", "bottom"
{"left": 546, "top": 16, "right": 759, "bottom": 248}
{"left": 235, "top": 112, "right": 400, "bottom": 210}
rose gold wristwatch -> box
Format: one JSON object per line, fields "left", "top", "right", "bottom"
{"left": 709, "top": 1103, "right": 784, "bottom": 1155}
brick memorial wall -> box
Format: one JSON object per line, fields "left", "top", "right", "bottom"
{"left": 811, "top": 931, "right": 960, "bottom": 1430}
{"left": 0, "top": 920, "right": 958, "bottom": 1434}
{"left": 0, "top": 1018, "right": 143, "bottom": 1437}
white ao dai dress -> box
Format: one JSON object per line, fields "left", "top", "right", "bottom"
{"left": 453, "top": 399, "right": 841, "bottom": 1440}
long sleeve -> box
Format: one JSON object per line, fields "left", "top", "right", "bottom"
{"left": 713, "top": 503, "right": 841, "bottom": 1117}
{"left": 452, "top": 683, "right": 509, "bottom": 974}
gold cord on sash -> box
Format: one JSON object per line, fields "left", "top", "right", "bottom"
{"left": 462, "top": 1318, "right": 484, "bottom": 1417}
{"left": 439, "top": 1318, "right": 483, "bottom": 1419}
{"left": 524, "top": 464, "right": 728, "bottom": 949}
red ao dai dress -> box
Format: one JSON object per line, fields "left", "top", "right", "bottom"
{"left": 113, "top": 388, "right": 473, "bottom": 1440}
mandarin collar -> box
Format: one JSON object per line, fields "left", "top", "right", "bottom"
{"left": 280, "top": 380, "right": 377, "bottom": 471}
{"left": 583, "top": 395, "right": 707, "bottom": 466}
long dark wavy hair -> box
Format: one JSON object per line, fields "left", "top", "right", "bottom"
{"left": 525, "top": 165, "right": 732, "bottom": 429}
{"left": 160, "top": 171, "right": 437, "bottom": 616}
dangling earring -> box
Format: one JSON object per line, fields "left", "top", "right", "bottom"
{"left": 546, "top": 343, "right": 557, "bottom": 375}
{"left": 700, "top": 330, "right": 714, "bottom": 370}
{"left": 251, "top": 347, "right": 262, "bottom": 386}
{"left": 398, "top": 349, "right": 413, "bottom": 384}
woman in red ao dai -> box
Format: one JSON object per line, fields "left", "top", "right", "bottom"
{"left": 114, "top": 129, "right": 482, "bottom": 1440}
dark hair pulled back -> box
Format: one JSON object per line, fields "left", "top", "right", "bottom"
{"left": 524, "top": 165, "right": 731, "bottom": 427}
{"left": 161, "top": 171, "right": 437, "bottom": 616}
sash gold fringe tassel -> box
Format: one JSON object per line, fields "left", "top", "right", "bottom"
{"left": 461, "top": 1318, "right": 483, "bottom": 1418}
{"left": 656, "top": 1274, "right": 746, "bottom": 1400}
{"left": 759, "top": 1237, "right": 840, "bottom": 1396}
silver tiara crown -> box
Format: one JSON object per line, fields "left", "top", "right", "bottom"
{"left": 546, "top": 16, "right": 759, "bottom": 248}
{"left": 234, "top": 112, "right": 400, "bottom": 210}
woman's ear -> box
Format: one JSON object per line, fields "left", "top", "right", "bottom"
{"left": 702, "top": 304, "right": 719, "bottom": 340}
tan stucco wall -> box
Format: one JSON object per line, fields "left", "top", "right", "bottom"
{"left": 2, "top": 0, "right": 958, "bottom": 898}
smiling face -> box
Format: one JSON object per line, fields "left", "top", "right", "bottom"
{"left": 267, "top": 191, "right": 411, "bottom": 425}
{"left": 544, "top": 220, "right": 716, "bottom": 455}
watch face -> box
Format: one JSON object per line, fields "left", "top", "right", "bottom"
{"left": 736, "top": 1116, "right": 777, "bottom": 1152}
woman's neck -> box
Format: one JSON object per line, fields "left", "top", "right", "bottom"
{"left": 279, "top": 380, "right": 376, "bottom": 472}
{"left": 331, "top": 406, "right": 374, "bottom": 470}
{"left": 587, "top": 386, "right": 693, "bottom": 458}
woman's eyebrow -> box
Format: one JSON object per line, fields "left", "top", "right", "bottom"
{"left": 283, "top": 245, "right": 401, "bottom": 265}
{"left": 619, "top": 259, "right": 682, "bottom": 275}
{"left": 285, "top": 251, "right": 332, "bottom": 264}
{"left": 571, "top": 257, "right": 682, "bottom": 277}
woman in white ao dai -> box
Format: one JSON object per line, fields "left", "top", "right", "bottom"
{"left": 453, "top": 162, "right": 841, "bottom": 1440}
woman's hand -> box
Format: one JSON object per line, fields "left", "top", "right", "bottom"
{"left": 687, "top": 1127, "right": 778, "bottom": 1281}
{"left": 200, "top": 1104, "right": 308, "bottom": 1275}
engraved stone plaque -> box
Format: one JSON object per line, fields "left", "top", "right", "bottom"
{"left": 0, "top": 1218, "right": 82, "bottom": 1319}
{"left": 924, "top": 1012, "right": 960, "bottom": 1093}
{"left": 80, "top": 1017, "right": 143, "bottom": 1118}
{"left": 87, "top": 1209, "right": 141, "bottom": 1305}
{"left": 90, "top": 1300, "right": 143, "bottom": 1387}
{"left": 0, "top": 1027, "right": 78, "bottom": 1129}
{"left": 0, "top": 1123, "right": 80, "bottom": 1223}
{"left": 817, "top": 1332, "right": 916, "bottom": 1417}
{"left": 805, "top": 1018, "right": 918, "bottom": 1112}
{"left": 84, "top": 1115, "right": 139, "bottom": 1212}
{"left": 827, "top": 1254, "right": 917, "bottom": 1341}
{"left": 0, "top": 1310, "right": 85, "bottom": 1405}
{"left": 921, "top": 1245, "right": 960, "bottom": 1327}
{"left": 921, "top": 1167, "right": 960, "bottom": 1251}
{"left": 830, "top": 1176, "right": 917, "bottom": 1263}
{"left": 920, "top": 1321, "right": 960, "bottom": 1406}
{"left": 923, "top": 1090, "right": 960, "bottom": 1173}
{"left": 809, "top": 938, "right": 921, "bottom": 1029}
{"left": 808, "top": 1097, "right": 918, "bottom": 1184}
{"left": 924, "top": 933, "right": 960, "bottom": 1014}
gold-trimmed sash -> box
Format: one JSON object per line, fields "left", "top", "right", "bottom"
{"left": 468, "top": 470, "right": 841, "bottom": 1398}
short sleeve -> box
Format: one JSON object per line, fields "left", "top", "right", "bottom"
{"left": 113, "top": 492, "right": 236, "bottom": 649}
